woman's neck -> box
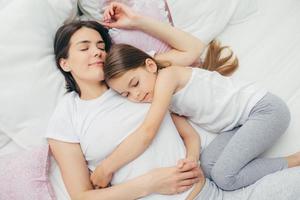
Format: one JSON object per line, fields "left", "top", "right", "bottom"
{"left": 79, "top": 81, "right": 108, "bottom": 100}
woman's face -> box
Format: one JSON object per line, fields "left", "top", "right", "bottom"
{"left": 60, "top": 27, "right": 107, "bottom": 83}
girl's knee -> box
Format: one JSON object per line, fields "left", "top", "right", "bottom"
{"left": 211, "top": 166, "right": 237, "bottom": 191}
{"left": 274, "top": 95, "right": 291, "bottom": 129}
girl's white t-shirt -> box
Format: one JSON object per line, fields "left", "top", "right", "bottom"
{"left": 170, "top": 68, "right": 267, "bottom": 133}
{"left": 46, "top": 89, "right": 192, "bottom": 200}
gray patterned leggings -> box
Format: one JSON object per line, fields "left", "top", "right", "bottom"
{"left": 200, "top": 93, "right": 291, "bottom": 190}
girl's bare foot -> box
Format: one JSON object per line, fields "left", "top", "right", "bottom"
{"left": 286, "top": 151, "right": 300, "bottom": 168}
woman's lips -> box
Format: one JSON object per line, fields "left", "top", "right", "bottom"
{"left": 88, "top": 61, "right": 103, "bottom": 66}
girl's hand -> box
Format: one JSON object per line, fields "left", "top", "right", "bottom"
{"left": 145, "top": 161, "right": 203, "bottom": 195}
{"left": 90, "top": 162, "right": 113, "bottom": 189}
{"left": 102, "top": 2, "right": 140, "bottom": 29}
{"left": 177, "top": 157, "right": 200, "bottom": 169}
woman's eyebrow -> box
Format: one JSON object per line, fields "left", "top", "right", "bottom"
{"left": 76, "top": 40, "right": 90, "bottom": 45}
{"left": 76, "top": 40, "right": 104, "bottom": 45}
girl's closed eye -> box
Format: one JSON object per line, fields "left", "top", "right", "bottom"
{"left": 133, "top": 80, "right": 139, "bottom": 87}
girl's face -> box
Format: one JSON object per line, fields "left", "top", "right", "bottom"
{"left": 60, "top": 27, "right": 107, "bottom": 84}
{"left": 107, "top": 59, "right": 158, "bottom": 103}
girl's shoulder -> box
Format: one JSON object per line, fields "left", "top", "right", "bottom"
{"left": 159, "top": 65, "right": 191, "bottom": 75}
{"left": 159, "top": 66, "right": 193, "bottom": 89}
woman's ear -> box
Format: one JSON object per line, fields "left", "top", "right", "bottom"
{"left": 59, "top": 58, "right": 71, "bottom": 72}
{"left": 145, "top": 58, "right": 158, "bottom": 73}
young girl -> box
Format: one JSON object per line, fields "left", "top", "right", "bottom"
{"left": 90, "top": 41, "right": 300, "bottom": 191}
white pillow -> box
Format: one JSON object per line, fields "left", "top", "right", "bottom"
{"left": 229, "top": 0, "right": 258, "bottom": 25}
{"left": 167, "top": 0, "right": 258, "bottom": 44}
{"left": 0, "top": 0, "right": 77, "bottom": 148}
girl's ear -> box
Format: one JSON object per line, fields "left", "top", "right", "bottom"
{"left": 145, "top": 58, "right": 158, "bottom": 73}
{"left": 59, "top": 58, "right": 71, "bottom": 72}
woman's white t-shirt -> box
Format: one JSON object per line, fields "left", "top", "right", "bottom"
{"left": 46, "top": 89, "right": 193, "bottom": 200}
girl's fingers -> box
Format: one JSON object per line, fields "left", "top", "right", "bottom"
{"left": 178, "top": 161, "right": 197, "bottom": 172}
{"left": 109, "top": 4, "right": 115, "bottom": 16}
{"left": 103, "top": 10, "right": 110, "bottom": 21}
{"left": 101, "top": 22, "right": 114, "bottom": 29}
{"left": 177, "top": 159, "right": 184, "bottom": 168}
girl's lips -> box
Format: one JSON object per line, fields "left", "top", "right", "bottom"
{"left": 142, "top": 93, "right": 151, "bottom": 102}
{"left": 142, "top": 93, "right": 148, "bottom": 102}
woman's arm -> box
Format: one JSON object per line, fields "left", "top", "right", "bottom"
{"left": 48, "top": 139, "right": 147, "bottom": 200}
{"left": 171, "top": 114, "right": 201, "bottom": 163}
{"left": 102, "top": 2, "right": 205, "bottom": 66}
{"left": 48, "top": 139, "right": 201, "bottom": 200}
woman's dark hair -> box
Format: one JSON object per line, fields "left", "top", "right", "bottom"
{"left": 54, "top": 20, "right": 112, "bottom": 95}
{"left": 104, "top": 40, "right": 238, "bottom": 81}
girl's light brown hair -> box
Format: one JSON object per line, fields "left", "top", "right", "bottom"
{"left": 202, "top": 40, "right": 238, "bottom": 76}
{"left": 104, "top": 40, "right": 238, "bottom": 80}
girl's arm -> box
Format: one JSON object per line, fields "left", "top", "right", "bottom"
{"left": 102, "top": 2, "right": 205, "bottom": 66}
{"left": 93, "top": 67, "right": 181, "bottom": 187}
{"left": 171, "top": 114, "right": 201, "bottom": 163}
{"left": 48, "top": 139, "right": 201, "bottom": 200}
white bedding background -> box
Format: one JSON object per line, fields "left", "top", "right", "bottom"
{"left": 176, "top": 0, "right": 300, "bottom": 158}
{"left": 0, "top": 0, "right": 300, "bottom": 199}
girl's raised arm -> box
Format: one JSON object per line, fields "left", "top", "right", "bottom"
{"left": 102, "top": 2, "right": 205, "bottom": 66}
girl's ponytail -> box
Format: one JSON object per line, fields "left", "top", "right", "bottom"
{"left": 201, "top": 40, "right": 238, "bottom": 76}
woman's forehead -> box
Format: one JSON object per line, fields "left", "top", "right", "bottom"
{"left": 71, "top": 27, "right": 103, "bottom": 44}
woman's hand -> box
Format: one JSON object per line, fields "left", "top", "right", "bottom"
{"left": 102, "top": 2, "right": 140, "bottom": 29}
{"left": 90, "top": 161, "right": 113, "bottom": 189}
{"left": 145, "top": 160, "right": 204, "bottom": 195}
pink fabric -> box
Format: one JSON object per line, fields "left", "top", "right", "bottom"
{"left": 106, "top": 0, "right": 172, "bottom": 54}
{"left": 0, "top": 145, "right": 56, "bottom": 200}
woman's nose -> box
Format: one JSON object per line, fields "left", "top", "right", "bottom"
{"left": 93, "top": 47, "right": 104, "bottom": 58}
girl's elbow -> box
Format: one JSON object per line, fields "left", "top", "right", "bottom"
{"left": 185, "top": 53, "right": 201, "bottom": 66}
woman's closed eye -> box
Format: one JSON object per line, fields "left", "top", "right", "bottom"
{"left": 97, "top": 44, "right": 105, "bottom": 51}
{"left": 79, "top": 44, "right": 89, "bottom": 51}
{"left": 79, "top": 44, "right": 104, "bottom": 51}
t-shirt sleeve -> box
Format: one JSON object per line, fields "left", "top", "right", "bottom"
{"left": 45, "top": 94, "right": 79, "bottom": 143}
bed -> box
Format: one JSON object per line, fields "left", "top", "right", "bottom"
{"left": 0, "top": 0, "right": 299, "bottom": 199}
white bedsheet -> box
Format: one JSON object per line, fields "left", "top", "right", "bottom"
{"left": 192, "top": 0, "right": 300, "bottom": 158}
{"left": 0, "top": 0, "right": 300, "bottom": 199}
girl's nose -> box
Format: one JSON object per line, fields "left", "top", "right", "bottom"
{"left": 134, "top": 91, "right": 141, "bottom": 101}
